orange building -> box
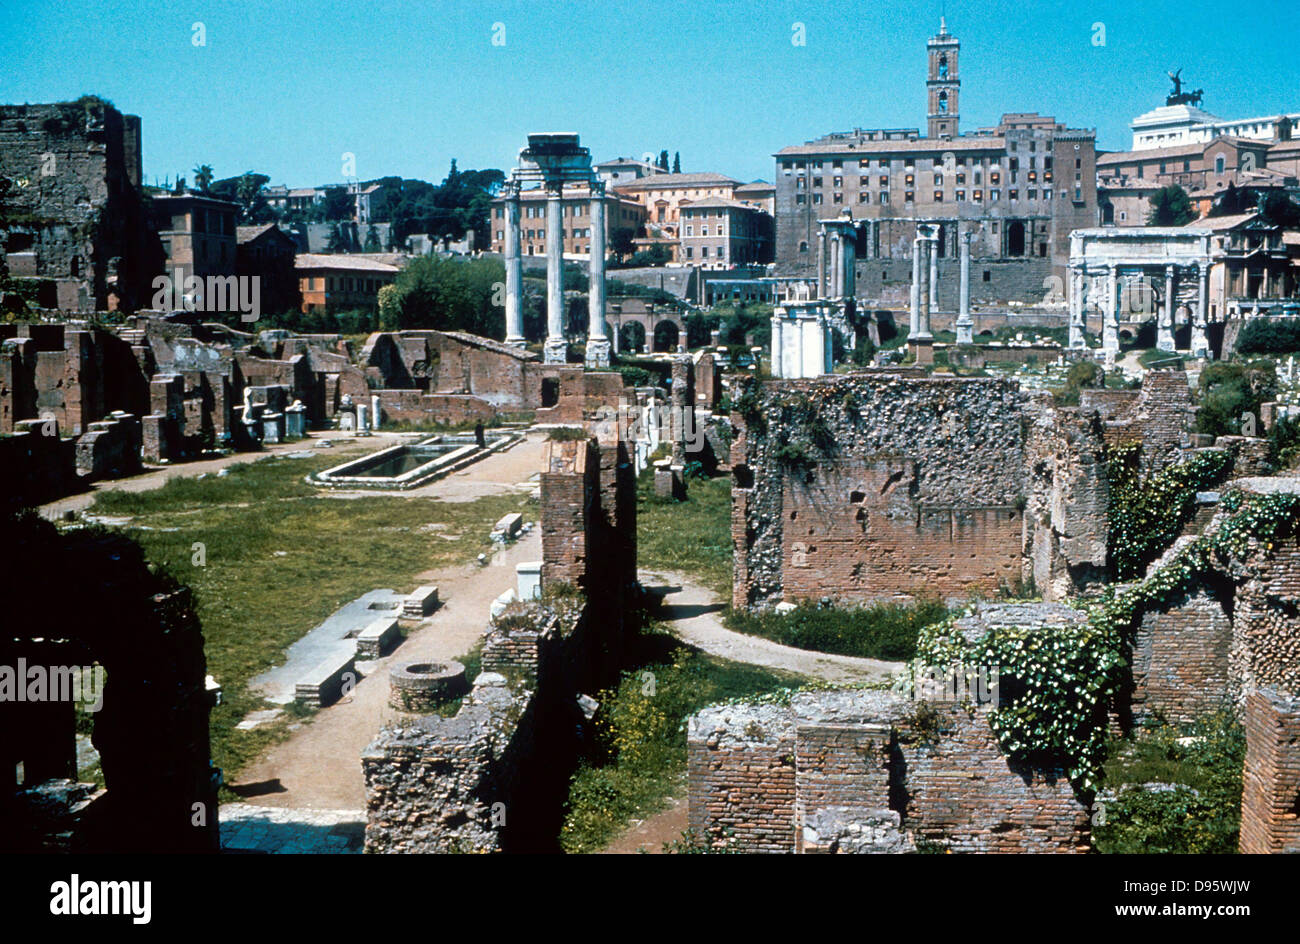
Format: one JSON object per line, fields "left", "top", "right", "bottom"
{"left": 295, "top": 254, "right": 398, "bottom": 313}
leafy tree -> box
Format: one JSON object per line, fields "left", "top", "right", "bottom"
{"left": 1195, "top": 359, "right": 1277, "bottom": 437}
{"left": 210, "top": 171, "right": 274, "bottom": 223}
{"left": 321, "top": 186, "right": 354, "bottom": 222}
{"left": 192, "top": 164, "right": 214, "bottom": 191}
{"left": 658, "top": 150, "right": 669, "bottom": 171}
{"left": 1259, "top": 191, "right": 1300, "bottom": 228}
{"left": 1147, "top": 185, "right": 1194, "bottom": 226}
{"left": 364, "top": 224, "right": 381, "bottom": 252}
{"left": 378, "top": 255, "right": 507, "bottom": 336}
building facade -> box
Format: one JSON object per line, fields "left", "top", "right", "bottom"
{"left": 679, "top": 198, "right": 774, "bottom": 268}
{"left": 295, "top": 253, "right": 398, "bottom": 313}
{"left": 612, "top": 172, "right": 740, "bottom": 236}
{"left": 150, "top": 189, "right": 240, "bottom": 281}
{"left": 772, "top": 22, "right": 1098, "bottom": 304}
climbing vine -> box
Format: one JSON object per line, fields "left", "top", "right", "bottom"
{"left": 918, "top": 488, "right": 1300, "bottom": 791}
{"left": 1106, "top": 442, "right": 1234, "bottom": 579}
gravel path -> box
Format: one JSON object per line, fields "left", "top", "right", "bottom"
{"left": 640, "top": 569, "right": 903, "bottom": 684}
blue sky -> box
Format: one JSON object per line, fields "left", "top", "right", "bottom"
{"left": 2, "top": 0, "right": 1297, "bottom": 188}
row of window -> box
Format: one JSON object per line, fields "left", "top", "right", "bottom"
{"left": 494, "top": 228, "right": 595, "bottom": 241}
{"left": 303, "top": 276, "right": 388, "bottom": 293}
{"left": 794, "top": 187, "right": 1081, "bottom": 206}
{"left": 782, "top": 154, "right": 1062, "bottom": 172}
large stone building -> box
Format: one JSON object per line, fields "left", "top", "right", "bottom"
{"left": 295, "top": 253, "right": 398, "bottom": 313}
{"left": 611, "top": 172, "right": 741, "bottom": 236}
{"left": 150, "top": 187, "right": 241, "bottom": 282}
{"left": 679, "top": 197, "right": 773, "bottom": 268}
{"left": 773, "top": 21, "right": 1098, "bottom": 307}
{"left": 0, "top": 99, "right": 161, "bottom": 311}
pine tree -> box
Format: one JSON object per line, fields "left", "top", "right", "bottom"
{"left": 672, "top": 152, "right": 681, "bottom": 174}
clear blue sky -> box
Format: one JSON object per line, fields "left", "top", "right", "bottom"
{"left": 2, "top": 0, "right": 1297, "bottom": 188}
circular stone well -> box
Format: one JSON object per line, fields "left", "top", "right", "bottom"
{"left": 389, "top": 660, "right": 468, "bottom": 713}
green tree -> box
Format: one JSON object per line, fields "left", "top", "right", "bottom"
{"left": 672, "top": 152, "right": 681, "bottom": 173}
{"left": 364, "top": 224, "right": 381, "bottom": 252}
{"left": 1259, "top": 191, "right": 1300, "bottom": 228}
{"left": 1147, "top": 185, "right": 1194, "bottom": 226}
{"left": 658, "top": 150, "right": 669, "bottom": 171}
{"left": 192, "top": 164, "right": 214, "bottom": 191}
{"left": 326, "top": 223, "right": 346, "bottom": 253}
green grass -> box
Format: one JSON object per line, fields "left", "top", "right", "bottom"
{"left": 1093, "top": 709, "right": 1245, "bottom": 854}
{"left": 724, "top": 598, "right": 945, "bottom": 661}
{"left": 84, "top": 450, "right": 535, "bottom": 789}
{"left": 559, "top": 627, "right": 806, "bottom": 854}
{"left": 636, "top": 471, "right": 732, "bottom": 598}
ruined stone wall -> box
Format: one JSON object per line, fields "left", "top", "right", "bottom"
{"left": 896, "top": 703, "right": 1091, "bottom": 853}
{"left": 1230, "top": 541, "right": 1300, "bottom": 703}
{"left": 1238, "top": 687, "right": 1300, "bottom": 854}
{"left": 687, "top": 690, "right": 1090, "bottom": 854}
{"left": 1128, "top": 588, "right": 1234, "bottom": 725}
{"left": 539, "top": 438, "right": 597, "bottom": 590}
{"left": 1080, "top": 370, "right": 1194, "bottom": 470}
{"left": 731, "top": 374, "right": 1033, "bottom": 609}
{"left": 374, "top": 389, "right": 495, "bottom": 426}
{"left": 1023, "top": 402, "right": 1110, "bottom": 601}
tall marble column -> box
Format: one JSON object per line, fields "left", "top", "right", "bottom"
{"left": 909, "top": 238, "right": 921, "bottom": 336}
{"left": 917, "top": 233, "right": 933, "bottom": 340}
{"left": 1068, "top": 264, "right": 1086, "bottom": 349}
{"left": 586, "top": 183, "right": 610, "bottom": 368}
{"left": 771, "top": 313, "right": 785, "bottom": 379}
{"left": 543, "top": 185, "right": 566, "bottom": 364}
{"left": 928, "top": 227, "right": 940, "bottom": 312}
{"left": 957, "top": 231, "right": 973, "bottom": 345}
{"left": 504, "top": 186, "right": 524, "bottom": 346}
{"left": 842, "top": 229, "right": 856, "bottom": 298}
{"left": 1158, "top": 265, "right": 1176, "bottom": 352}
{"left": 817, "top": 227, "right": 829, "bottom": 299}
{"left": 1192, "top": 263, "right": 1210, "bottom": 358}
{"left": 1103, "top": 265, "right": 1120, "bottom": 354}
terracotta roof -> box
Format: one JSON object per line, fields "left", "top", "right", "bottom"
{"left": 680, "top": 196, "right": 759, "bottom": 211}
{"left": 294, "top": 254, "right": 399, "bottom": 272}
{"left": 1187, "top": 212, "right": 1259, "bottom": 231}
{"left": 236, "top": 223, "right": 281, "bottom": 244}
{"left": 1097, "top": 142, "right": 1207, "bottom": 164}
{"left": 613, "top": 172, "right": 738, "bottom": 190}
{"left": 735, "top": 181, "right": 775, "bottom": 192}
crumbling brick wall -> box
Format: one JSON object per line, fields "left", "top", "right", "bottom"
{"left": 731, "top": 374, "right": 1035, "bottom": 609}
{"left": 1128, "top": 587, "right": 1233, "bottom": 725}
{"left": 1238, "top": 687, "right": 1300, "bottom": 854}
{"left": 687, "top": 690, "right": 1091, "bottom": 854}
{"left": 1079, "top": 369, "right": 1194, "bottom": 470}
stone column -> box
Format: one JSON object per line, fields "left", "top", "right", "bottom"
{"left": 909, "top": 238, "right": 921, "bottom": 336}
{"left": 1192, "top": 262, "right": 1210, "bottom": 358}
{"left": 817, "top": 227, "right": 829, "bottom": 299}
{"left": 929, "top": 227, "right": 940, "bottom": 312}
{"left": 586, "top": 183, "right": 610, "bottom": 368}
{"left": 917, "top": 233, "right": 933, "bottom": 339}
{"left": 842, "top": 229, "right": 856, "bottom": 298}
{"left": 956, "top": 231, "right": 973, "bottom": 345}
{"left": 770, "top": 312, "right": 784, "bottom": 379}
{"left": 1103, "top": 265, "right": 1120, "bottom": 354}
{"left": 504, "top": 186, "right": 524, "bottom": 346}
{"left": 543, "top": 185, "right": 567, "bottom": 364}
{"left": 1068, "top": 264, "right": 1086, "bottom": 349}
{"left": 1158, "top": 265, "right": 1176, "bottom": 352}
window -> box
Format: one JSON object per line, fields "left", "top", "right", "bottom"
{"left": 990, "top": 188, "right": 1000, "bottom": 201}
{"left": 956, "top": 173, "right": 966, "bottom": 185}
{"left": 880, "top": 192, "right": 889, "bottom": 205}
{"left": 796, "top": 194, "right": 806, "bottom": 204}
{"left": 905, "top": 191, "right": 915, "bottom": 202}
{"left": 905, "top": 174, "right": 914, "bottom": 186}
{"left": 1009, "top": 189, "right": 1019, "bottom": 201}
{"left": 973, "top": 189, "right": 982, "bottom": 202}
{"left": 685, "top": 225, "right": 693, "bottom": 236}
{"left": 983, "top": 270, "right": 991, "bottom": 282}
{"left": 1215, "top": 156, "right": 1226, "bottom": 174}
{"left": 702, "top": 247, "right": 708, "bottom": 258}
{"left": 859, "top": 192, "right": 870, "bottom": 203}
{"left": 1028, "top": 189, "right": 1037, "bottom": 200}
{"left": 934, "top": 191, "right": 944, "bottom": 202}
{"left": 799, "top": 241, "right": 809, "bottom": 252}
{"left": 859, "top": 159, "right": 870, "bottom": 168}
{"left": 833, "top": 192, "right": 843, "bottom": 203}
{"left": 832, "top": 160, "right": 842, "bottom": 169}
{"left": 879, "top": 176, "right": 889, "bottom": 187}
{"left": 813, "top": 193, "right": 823, "bottom": 204}
{"left": 990, "top": 172, "right": 1000, "bottom": 185}
{"left": 702, "top": 225, "right": 709, "bottom": 236}
{"left": 934, "top": 172, "right": 944, "bottom": 186}
{"left": 813, "top": 177, "right": 823, "bottom": 187}
{"left": 833, "top": 176, "right": 842, "bottom": 187}
{"left": 955, "top": 190, "right": 965, "bottom": 201}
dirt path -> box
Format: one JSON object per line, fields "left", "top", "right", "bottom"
{"left": 640, "top": 569, "right": 902, "bottom": 684}
{"left": 600, "top": 795, "right": 688, "bottom": 855}
{"left": 232, "top": 528, "right": 542, "bottom": 810}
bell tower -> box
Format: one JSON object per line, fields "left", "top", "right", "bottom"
{"left": 927, "top": 18, "right": 960, "bottom": 139}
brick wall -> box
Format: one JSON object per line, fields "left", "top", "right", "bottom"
{"left": 687, "top": 691, "right": 1090, "bottom": 853}
{"left": 1238, "top": 687, "right": 1300, "bottom": 854}
{"left": 1129, "top": 588, "right": 1233, "bottom": 725}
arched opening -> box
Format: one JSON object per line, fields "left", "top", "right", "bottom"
{"left": 938, "top": 90, "right": 949, "bottom": 114}
{"left": 652, "top": 319, "right": 680, "bottom": 353}
{"left": 619, "top": 321, "right": 646, "bottom": 354}
{"left": 1006, "top": 221, "right": 1026, "bottom": 257}
{"left": 938, "top": 54, "right": 949, "bottom": 79}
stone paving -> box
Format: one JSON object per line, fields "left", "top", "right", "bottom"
{"left": 219, "top": 804, "right": 365, "bottom": 854}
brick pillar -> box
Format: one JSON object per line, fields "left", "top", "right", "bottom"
{"left": 1239, "top": 687, "right": 1300, "bottom": 854}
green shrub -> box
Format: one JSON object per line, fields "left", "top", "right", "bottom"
{"left": 1195, "top": 359, "right": 1277, "bottom": 437}
{"left": 1236, "top": 318, "right": 1300, "bottom": 355}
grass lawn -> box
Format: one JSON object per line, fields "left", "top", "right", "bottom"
{"left": 559, "top": 626, "right": 807, "bottom": 854}
{"left": 636, "top": 471, "right": 732, "bottom": 598}
{"left": 85, "top": 450, "right": 535, "bottom": 789}
{"left": 724, "top": 598, "right": 944, "bottom": 661}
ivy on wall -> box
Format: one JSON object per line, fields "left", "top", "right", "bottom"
{"left": 1107, "top": 442, "right": 1234, "bottom": 580}
{"left": 918, "top": 488, "right": 1300, "bottom": 792}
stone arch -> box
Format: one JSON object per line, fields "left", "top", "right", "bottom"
{"left": 1006, "top": 220, "right": 1026, "bottom": 257}
{"left": 619, "top": 321, "right": 646, "bottom": 354}
{"left": 653, "top": 319, "right": 681, "bottom": 353}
